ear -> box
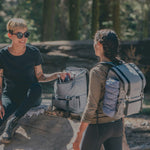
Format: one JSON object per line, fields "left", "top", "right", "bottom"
{"left": 8, "top": 33, "right": 12, "bottom": 38}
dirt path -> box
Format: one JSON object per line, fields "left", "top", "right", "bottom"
{"left": 0, "top": 100, "right": 150, "bottom": 150}
{"left": 125, "top": 114, "right": 150, "bottom": 150}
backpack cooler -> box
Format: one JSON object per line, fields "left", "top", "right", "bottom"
{"left": 52, "top": 67, "right": 88, "bottom": 114}
{"left": 102, "top": 62, "right": 146, "bottom": 119}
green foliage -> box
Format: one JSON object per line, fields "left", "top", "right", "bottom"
{"left": 0, "top": 0, "right": 43, "bottom": 43}
{"left": 79, "top": 0, "right": 92, "bottom": 40}
{"left": 120, "top": 0, "right": 149, "bottom": 40}
{"left": 0, "top": 0, "right": 150, "bottom": 42}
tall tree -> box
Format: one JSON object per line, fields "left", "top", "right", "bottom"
{"left": 99, "top": 0, "right": 111, "bottom": 29}
{"left": 91, "top": 0, "right": 100, "bottom": 38}
{"left": 69, "top": 0, "right": 80, "bottom": 40}
{"left": 55, "top": 0, "right": 69, "bottom": 40}
{"left": 112, "top": 0, "right": 120, "bottom": 37}
{"left": 42, "top": 0, "right": 56, "bottom": 41}
{"left": 143, "top": 0, "right": 150, "bottom": 39}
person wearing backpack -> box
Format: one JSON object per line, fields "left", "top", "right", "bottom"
{"left": 73, "top": 29, "right": 124, "bottom": 150}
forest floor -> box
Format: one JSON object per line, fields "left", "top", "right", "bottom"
{"left": 45, "top": 92, "right": 150, "bottom": 150}
{"left": 125, "top": 114, "right": 150, "bottom": 150}
{"left": 0, "top": 93, "right": 149, "bottom": 150}
{"left": 125, "top": 92, "right": 150, "bottom": 150}
{"left": 41, "top": 91, "right": 150, "bottom": 150}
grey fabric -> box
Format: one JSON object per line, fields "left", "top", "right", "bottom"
{"left": 102, "top": 62, "right": 146, "bottom": 119}
{"left": 53, "top": 67, "right": 88, "bottom": 114}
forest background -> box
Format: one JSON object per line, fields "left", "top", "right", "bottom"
{"left": 1, "top": 1, "right": 150, "bottom": 149}
{"left": 0, "top": 0, "right": 150, "bottom": 43}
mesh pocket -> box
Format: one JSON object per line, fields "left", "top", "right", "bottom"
{"left": 103, "top": 78, "right": 120, "bottom": 118}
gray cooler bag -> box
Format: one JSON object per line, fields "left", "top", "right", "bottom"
{"left": 52, "top": 67, "right": 88, "bottom": 114}
{"left": 102, "top": 62, "right": 146, "bottom": 119}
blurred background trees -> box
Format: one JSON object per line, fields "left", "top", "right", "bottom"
{"left": 42, "top": 0, "right": 56, "bottom": 41}
{"left": 0, "top": 0, "right": 150, "bottom": 43}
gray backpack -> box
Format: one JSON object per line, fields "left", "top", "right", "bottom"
{"left": 52, "top": 66, "right": 88, "bottom": 115}
{"left": 102, "top": 62, "right": 146, "bottom": 119}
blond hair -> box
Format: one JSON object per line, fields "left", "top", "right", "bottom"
{"left": 7, "top": 18, "right": 27, "bottom": 33}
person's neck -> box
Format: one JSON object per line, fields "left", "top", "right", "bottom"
{"left": 11, "top": 44, "right": 25, "bottom": 51}
{"left": 99, "top": 56, "right": 111, "bottom": 62}
{"left": 8, "top": 44, "right": 26, "bottom": 56}
{"left": 8, "top": 44, "right": 26, "bottom": 53}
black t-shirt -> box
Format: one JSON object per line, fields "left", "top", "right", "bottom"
{"left": 0, "top": 45, "right": 42, "bottom": 98}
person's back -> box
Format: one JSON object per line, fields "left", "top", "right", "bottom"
{"left": 73, "top": 29, "right": 124, "bottom": 150}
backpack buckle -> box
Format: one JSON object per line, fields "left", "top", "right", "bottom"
{"left": 65, "top": 96, "right": 71, "bottom": 101}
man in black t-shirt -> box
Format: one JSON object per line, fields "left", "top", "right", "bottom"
{"left": 0, "top": 18, "right": 66, "bottom": 144}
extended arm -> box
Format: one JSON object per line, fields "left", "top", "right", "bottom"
{"left": 34, "top": 65, "right": 66, "bottom": 82}
{"left": 73, "top": 68, "right": 104, "bottom": 149}
{"left": 0, "top": 69, "right": 5, "bottom": 119}
{"left": 73, "top": 122, "right": 88, "bottom": 150}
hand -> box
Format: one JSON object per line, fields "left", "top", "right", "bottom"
{"left": 73, "top": 122, "right": 88, "bottom": 150}
{"left": 73, "top": 132, "right": 82, "bottom": 150}
{"left": 0, "top": 103, "right": 5, "bottom": 120}
{"left": 59, "top": 72, "right": 70, "bottom": 81}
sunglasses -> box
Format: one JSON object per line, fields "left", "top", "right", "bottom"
{"left": 11, "top": 31, "right": 30, "bottom": 39}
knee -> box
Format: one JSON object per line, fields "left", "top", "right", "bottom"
{"left": 31, "top": 83, "right": 42, "bottom": 93}
{"left": 28, "top": 83, "right": 42, "bottom": 98}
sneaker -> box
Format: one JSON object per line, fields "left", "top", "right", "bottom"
{"left": 0, "top": 116, "right": 18, "bottom": 144}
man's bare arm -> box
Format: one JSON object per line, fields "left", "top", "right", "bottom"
{"left": 34, "top": 65, "right": 66, "bottom": 82}
{"left": 0, "top": 69, "right": 3, "bottom": 101}
{"left": 0, "top": 69, "right": 5, "bottom": 119}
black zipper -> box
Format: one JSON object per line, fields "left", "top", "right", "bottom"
{"left": 126, "top": 98, "right": 142, "bottom": 104}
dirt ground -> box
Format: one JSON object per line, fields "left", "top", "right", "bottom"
{"left": 42, "top": 93, "right": 150, "bottom": 150}
{"left": 125, "top": 114, "right": 150, "bottom": 150}
{"left": 124, "top": 92, "right": 150, "bottom": 150}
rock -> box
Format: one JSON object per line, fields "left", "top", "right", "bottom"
{"left": 130, "top": 144, "right": 150, "bottom": 150}
{"left": 0, "top": 100, "right": 81, "bottom": 150}
{"left": 141, "top": 121, "right": 149, "bottom": 126}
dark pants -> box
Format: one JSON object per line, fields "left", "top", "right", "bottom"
{"left": 81, "top": 119, "right": 123, "bottom": 150}
{"left": 0, "top": 83, "right": 42, "bottom": 126}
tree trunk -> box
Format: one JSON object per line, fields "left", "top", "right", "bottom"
{"left": 56, "top": 0, "right": 69, "bottom": 40}
{"left": 42, "top": 0, "right": 56, "bottom": 41}
{"left": 112, "top": 0, "right": 120, "bottom": 37}
{"left": 99, "top": 0, "right": 111, "bottom": 29}
{"left": 69, "top": 0, "right": 80, "bottom": 40}
{"left": 91, "top": 0, "right": 100, "bottom": 38}
{"left": 143, "top": 0, "right": 150, "bottom": 38}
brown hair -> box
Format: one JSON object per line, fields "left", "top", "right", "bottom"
{"left": 94, "top": 29, "right": 120, "bottom": 64}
